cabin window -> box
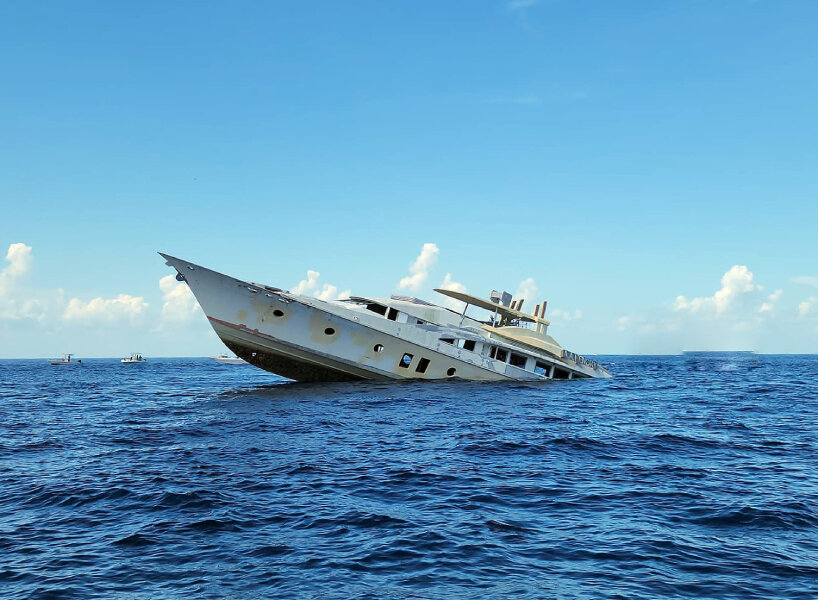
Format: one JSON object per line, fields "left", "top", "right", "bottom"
{"left": 366, "top": 303, "right": 387, "bottom": 316}
{"left": 324, "top": 327, "right": 335, "bottom": 336}
{"left": 553, "top": 368, "right": 570, "bottom": 379}
{"left": 534, "top": 361, "right": 551, "bottom": 377}
{"left": 373, "top": 344, "right": 384, "bottom": 353}
{"left": 398, "top": 353, "right": 414, "bottom": 368}
{"left": 441, "top": 338, "right": 455, "bottom": 345}
{"left": 509, "top": 353, "right": 527, "bottom": 369}
{"left": 416, "top": 358, "right": 430, "bottom": 373}
{"left": 387, "top": 308, "right": 399, "bottom": 321}
{"left": 417, "top": 319, "right": 425, "bottom": 325}
{"left": 273, "top": 309, "right": 284, "bottom": 318}
{"left": 489, "top": 346, "right": 497, "bottom": 359}
{"left": 463, "top": 340, "right": 476, "bottom": 352}
{"left": 447, "top": 367, "right": 456, "bottom": 377}
{"left": 496, "top": 348, "right": 508, "bottom": 363}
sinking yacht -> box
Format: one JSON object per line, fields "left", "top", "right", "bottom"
{"left": 160, "top": 253, "right": 611, "bottom": 382}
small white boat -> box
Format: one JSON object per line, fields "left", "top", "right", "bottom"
{"left": 50, "top": 354, "right": 82, "bottom": 366}
{"left": 212, "top": 354, "right": 248, "bottom": 365}
{"left": 121, "top": 353, "right": 146, "bottom": 363}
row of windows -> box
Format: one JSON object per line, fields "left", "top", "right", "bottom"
{"left": 366, "top": 303, "right": 425, "bottom": 325}
{"left": 441, "top": 336, "right": 572, "bottom": 379}
{"left": 395, "top": 350, "right": 455, "bottom": 376}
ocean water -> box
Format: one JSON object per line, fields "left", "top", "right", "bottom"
{"left": 1, "top": 354, "right": 817, "bottom": 599}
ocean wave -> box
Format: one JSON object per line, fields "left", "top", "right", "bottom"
{"left": 2, "top": 355, "right": 817, "bottom": 599}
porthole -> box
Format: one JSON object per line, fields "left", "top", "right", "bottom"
{"left": 324, "top": 327, "right": 335, "bottom": 336}
{"left": 447, "top": 367, "right": 456, "bottom": 377}
{"left": 273, "top": 309, "right": 284, "bottom": 317}
{"left": 373, "top": 344, "right": 384, "bottom": 353}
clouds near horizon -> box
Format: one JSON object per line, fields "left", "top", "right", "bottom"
{"left": 159, "top": 274, "right": 201, "bottom": 324}
{"left": 618, "top": 264, "right": 815, "bottom": 352}
{"left": 62, "top": 294, "right": 149, "bottom": 325}
{"left": 674, "top": 265, "right": 762, "bottom": 314}
{"left": 291, "top": 269, "right": 350, "bottom": 301}
{"left": 398, "top": 243, "right": 439, "bottom": 292}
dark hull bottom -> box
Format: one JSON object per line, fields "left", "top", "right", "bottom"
{"left": 223, "top": 340, "right": 365, "bottom": 383}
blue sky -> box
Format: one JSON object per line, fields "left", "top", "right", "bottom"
{"left": 1, "top": 0, "right": 817, "bottom": 357}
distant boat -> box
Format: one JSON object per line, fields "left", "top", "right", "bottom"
{"left": 212, "top": 354, "right": 248, "bottom": 365}
{"left": 121, "top": 353, "right": 147, "bottom": 364}
{"left": 50, "top": 354, "right": 82, "bottom": 366}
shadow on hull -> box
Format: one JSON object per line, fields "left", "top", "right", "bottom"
{"left": 223, "top": 339, "right": 365, "bottom": 383}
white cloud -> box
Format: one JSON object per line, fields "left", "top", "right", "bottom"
{"left": 315, "top": 284, "right": 351, "bottom": 301}
{"left": 675, "top": 265, "right": 762, "bottom": 314}
{"left": 291, "top": 270, "right": 349, "bottom": 301}
{"left": 792, "top": 276, "right": 818, "bottom": 288}
{"left": 440, "top": 272, "right": 466, "bottom": 293}
{"left": 0, "top": 243, "right": 32, "bottom": 288}
{"left": 0, "top": 242, "right": 49, "bottom": 321}
{"left": 514, "top": 277, "right": 538, "bottom": 311}
{"left": 159, "top": 274, "right": 200, "bottom": 323}
{"left": 759, "top": 289, "right": 782, "bottom": 314}
{"left": 619, "top": 265, "right": 805, "bottom": 353}
{"left": 63, "top": 294, "right": 148, "bottom": 324}
{"left": 398, "top": 243, "right": 439, "bottom": 291}
{"left": 438, "top": 273, "right": 467, "bottom": 310}
{"left": 799, "top": 297, "right": 818, "bottom": 318}
{"left": 292, "top": 270, "right": 320, "bottom": 295}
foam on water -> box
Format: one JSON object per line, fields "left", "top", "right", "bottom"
{"left": 1, "top": 355, "right": 817, "bottom": 599}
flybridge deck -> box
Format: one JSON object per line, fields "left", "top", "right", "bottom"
{"left": 161, "top": 252, "right": 611, "bottom": 382}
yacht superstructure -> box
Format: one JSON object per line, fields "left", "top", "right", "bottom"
{"left": 161, "top": 253, "right": 611, "bottom": 382}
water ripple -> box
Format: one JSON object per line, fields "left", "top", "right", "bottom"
{"left": 1, "top": 354, "right": 817, "bottom": 599}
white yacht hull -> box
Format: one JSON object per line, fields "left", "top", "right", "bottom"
{"left": 161, "top": 253, "right": 610, "bottom": 382}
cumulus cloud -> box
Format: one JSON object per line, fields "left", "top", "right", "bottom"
{"left": 0, "top": 243, "right": 32, "bottom": 289}
{"left": 514, "top": 277, "right": 538, "bottom": 310}
{"left": 759, "top": 289, "right": 783, "bottom": 314}
{"left": 159, "top": 274, "right": 201, "bottom": 323}
{"left": 291, "top": 270, "right": 349, "bottom": 301}
{"left": 292, "top": 270, "right": 320, "bottom": 295}
{"left": 0, "top": 242, "right": 50, "bottom": 321}
{"left": 63, "top": 294, "right": 148, "bottom": 324}
{"left": 398, "top": 243, "right": 439, "bottom": 291}
{"left": 618, "top": 264, "right": 812, "bottom": 353}
{"left": 315, "top": 284, "right": 351, "bottom": 301}
{"left": 675, "top": 265, "right": 762, "bottom": 314}
{"left": 799, "top": 297, "right": 818, "bottom": 318}
{"left": 438, "top": 273, "right": 467, "bottom": 310}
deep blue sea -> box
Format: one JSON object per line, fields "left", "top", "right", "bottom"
{"left": 1, "top": 354, "right": 817, "bottom": 599}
